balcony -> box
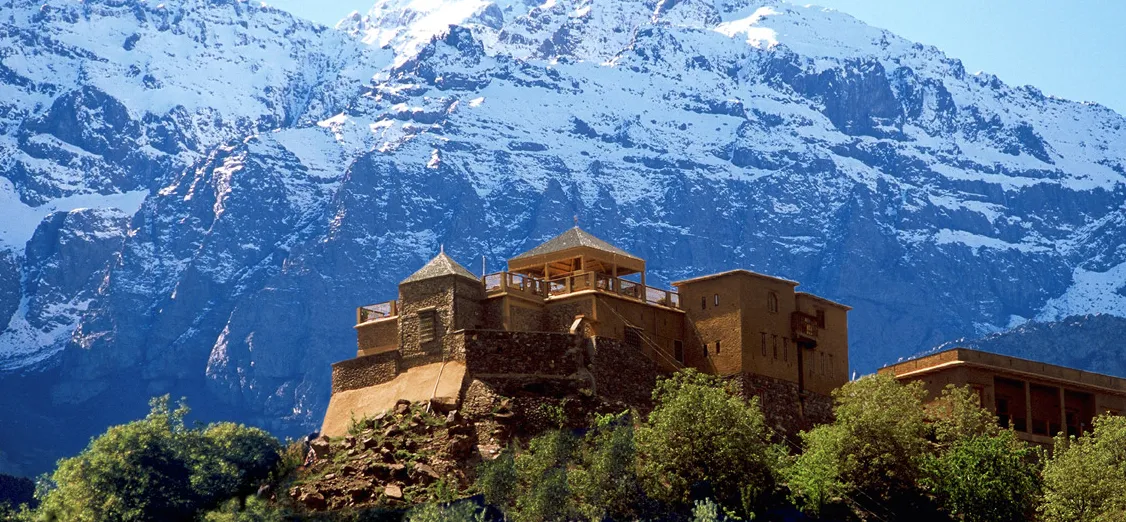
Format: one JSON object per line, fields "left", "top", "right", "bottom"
{"left": 357, "top": 300, "right": 398, "bottom": 324}
{"left": 484, "top": 271, "right": 681, "bottom": 309}
{"left": 792, "top": 311, "right": 819, "bottom": 343}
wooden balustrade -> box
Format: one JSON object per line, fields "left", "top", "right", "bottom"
{"left": 484, "top": 271, "right": 681, "bottom": 309}
{"left": 357, "top": 300, "right": 398, "bottom": 323}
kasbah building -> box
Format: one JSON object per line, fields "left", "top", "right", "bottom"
{"left": 322, "top": 227, "right": 1126, "bottom": 446}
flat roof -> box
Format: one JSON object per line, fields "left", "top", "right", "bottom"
{"left": 881, "top": 347, "right": 1126, "bottom": 395}
{"left": 671, "top": 269, "right": 799, "bottom": 287}
{"left": 796, "top": 292, "right": 853, "bottom": 311}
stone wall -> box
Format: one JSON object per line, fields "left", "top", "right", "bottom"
{"left": 509, "top": 301, "right": 546, "bottom": 331}
{"left": 398, "top": 277, "right": 453, "bottom": 359}
{"left": 331, "top": 351, "right": 400, "bottom": 393}
{"left": 735, "top": 372, "right": 834, "bottom": 439}
{"left": 545, "top": 298, "right": 593, "bottom": 333}
{"left": 453, "top": 278, "right": 485, "bottom": 331}
{"left": 462, "top": 330, "right": 581, "bottom": 376}
{"left": 480, "top": 298, "right": 504, "bottom": 329}
{"left": 590, "top": 337, "right": 658, "bottom": 408}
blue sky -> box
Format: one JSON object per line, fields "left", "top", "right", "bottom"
{"left": 267, "top": 0, "right": 1126, "bottom": 116}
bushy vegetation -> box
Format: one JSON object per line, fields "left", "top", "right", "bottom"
{"left": 478, "top": 372, "right": 1113, "bottom": 522}
{"left": 11, "top": 372, "right": 1126, "bottom": 521}
{"left": 1039, "top": 415, "right": 1126, "bottom": 521}
{"left": 28, "top": 396, "right": 281, "bottom": 522}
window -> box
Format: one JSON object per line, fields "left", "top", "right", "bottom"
{"left": 761, "top": 333, "right": 767, "bottom": 356}
{"left": 767, "top": 292, "right": 778, "bottom": 313}
{"left": 701, "top": 296, "right": 707, "bottom": 310}
{"left": 418, "top": 309, "right": 437, "bottom": 344}
{"left": 714, "top": 294, "right": 720, "bottom": 306}
{"left": 783, "top": 338, "right": 789, "bottom": 362}
{"left": 821, "top": 352, "right": 826, "bottom": 374}
{"left": 715, "top": 340, "right": 721, "bottom": 354}
{"left": 816, "top": 309, "right": 826, "bottom": 328}
{"left": 625, "top": 327, "right": 642, "bottom": 349}
{"left": 829, "top": 354, "right": 834, "bottom": 374}
{"left": 772, "top": 335, "right": 778, "bottom": 359}
{"left": 674, "top": 340, "right": 684, "bottom": 363}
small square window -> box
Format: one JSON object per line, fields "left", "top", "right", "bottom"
{"left": 816, "top": 309, "right": 826, "bottom": 328}
{"left": 701, "top": 296, "right": 707, "bottom": 310}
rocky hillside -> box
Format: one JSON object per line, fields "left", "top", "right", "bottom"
{"left": 2, "top": 0, "right": 1126, "bottom": 474}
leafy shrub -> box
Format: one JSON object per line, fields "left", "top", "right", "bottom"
{"left": 785, "top": 374, "right": 930, "bottom": 519}
{"left": 1040, "top": 415, "right": 1126, "bottom": 522}
{"left": 922, "top": 430, "right": 1041, "bottom": 522}
{"left": 405, "top": 500, "right": 485, "bottom": 522}
{"left": 35, "top": 396, "right": 280, "bottom": 522}
{"left": 636, "top": 370, "right": 776, "bottom": 518}
{"left": 925, "top": 384, "right": 1000, "bottom": 445}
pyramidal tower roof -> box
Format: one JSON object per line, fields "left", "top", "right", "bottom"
{"left": 510, "top": 226, "right": 640, "bottom": 261}
{"left": 401, "top": 249, "right": 479, "bottom": 284}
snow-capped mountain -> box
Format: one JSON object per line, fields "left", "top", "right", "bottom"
{"left": 2, "top": 0, "right": 1125, "bottom": 474}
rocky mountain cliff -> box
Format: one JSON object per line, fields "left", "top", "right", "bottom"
{"left": 2, "top": 0, "right": 1125, "bottom": 474}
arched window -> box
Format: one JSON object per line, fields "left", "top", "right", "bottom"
{"left": 767, "top": 292, "right": 779, "bottom": 313}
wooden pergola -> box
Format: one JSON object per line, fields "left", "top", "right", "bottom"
{"left": 507, "top": 227, "right": 647, "bottom": 287}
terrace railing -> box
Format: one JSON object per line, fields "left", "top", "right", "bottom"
{"left": 357, "top": 300, "right": 398, "bottom": 324}
{"left": 484, "top": 271, "right": 681, "bottom": 310}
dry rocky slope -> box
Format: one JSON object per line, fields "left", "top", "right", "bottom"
{"left": 289, "top": 386, "right": 625, "bottom": 513}
{"left": 2, "top": 0, "right": 1126, "bottom": 475}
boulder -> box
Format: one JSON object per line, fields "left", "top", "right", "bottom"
{"left": 384, "top": 484, "right": 403, "bottom": 500}
{"left": 309, "top": 436, "right": 332, "bottom": 460}
{"left": 299, "top": 490, "right": 326, "bottom": 510}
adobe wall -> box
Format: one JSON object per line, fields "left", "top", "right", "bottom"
{"left": 591, "top": 294, "right": 686, "bottom": 372}
{"left": 795, "top": 294, "right": 849, "bottom": 395}
{"left": 356, "top": 318, "right": 398, "bottom": 355}
{"left": 331, "top": 351, "right": 400, "bottom": 393}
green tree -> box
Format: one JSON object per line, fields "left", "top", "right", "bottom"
{"left": 475, "top": 451, "right": 516, "bottom": 512}
{"left": 782, "top": 423, "right": 846, "bottom": 517}
{"left": 635, "top": 370, "right": 776, "bottom": 518}
{"left": 1040, "top": 415, "right": 1126, "bottom": 522}
{"left": 785, "top": 374, "right": 930, "bottom": 519}
{"left": 405, "top": 500, "right": 485, "bottom": 522}
{"left": 199, "top": 496, "right": 285, "bottom": 522}
{"left": 35, "top": 396, "right": 280, "bottom": 522}
{"left": 568, "top": 412, "right": 646, "bottom": 521}
{"left": 922, "top": 430, "right": 1041, "bottom": 522}
{"left": 476, "top": 431, "right": 577, "bottom": 522}
{"left": 925, "top": 384, "right": 999, "bottom": 445}
{"left": 511, "top": 430, "right": 577, "bottom": 522}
